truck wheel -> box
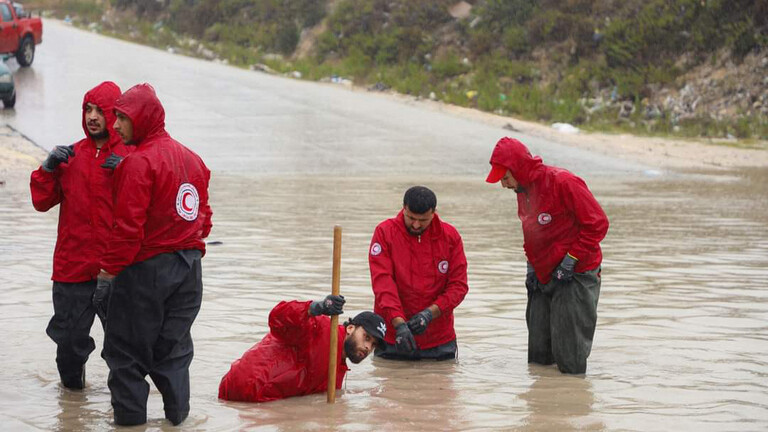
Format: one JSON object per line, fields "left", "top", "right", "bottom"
{"left": 3, "top": 93, "right": 16, "bottom": 108}
{"left": 16, "top": 36, "right": 34, "bottom": 67}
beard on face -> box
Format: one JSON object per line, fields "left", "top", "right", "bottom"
{"left": 344, "top": 337, "right": 366, "bottom": 364}
{"left": 89, "top": 129, "right": 109, "bottom": 140}
{"left": 406, "top": 226, "right": 426, "bottom": 236}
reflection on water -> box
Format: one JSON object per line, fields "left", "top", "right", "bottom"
{"left": 1, "top": 167, "right": 767, "bottom": 430}
{"left": 518, "top": 365, "right": 602, "bottom": 432}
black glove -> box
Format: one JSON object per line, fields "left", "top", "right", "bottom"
{"left": 92, "top": 277, "right": 113, "bottom": 321}
{"left": 309, "top": 295, "right": 345, "bottom": 316}
{"left": 395, "top": 323, "right": 417, "bottom": 353}
{"left": 552, "top": 254, "right": 578, "bottom": 283}
{"left": 525, "top": 261, "right": 538, "bottom": 292}
{"left": 100, "top": 153, "right": 124, "bottom": 170}
{"left": 407, "top": 308, "right": 433, "bottom": 335}
{"left": 42, "top": 145, "right": 75, "bottom": 172}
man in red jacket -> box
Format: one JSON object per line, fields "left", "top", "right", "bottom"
{"left": 369, "top": 186, "right": 469, "bottom": 361}
{"left": 96, "top": 83, "right": 212, "bottom": 426}
{"left": 218, "top": 297, "right": 386, "bottom": 402}
{"left": 30, "top": 81, "right": 126, "bottom": 390}
{"left": 486, "top": 137, "right": 609, "bottom": 374}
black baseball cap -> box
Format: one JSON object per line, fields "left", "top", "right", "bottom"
{"left": 349, "top": 311, "right": 387, "bottom": 346}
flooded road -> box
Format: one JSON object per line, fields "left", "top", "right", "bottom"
{"left": 1, "top": 20, "right": 768, "bottom": 431}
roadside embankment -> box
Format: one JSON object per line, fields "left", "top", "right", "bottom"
{"left": 0, "top": 125, "right": 47, "bottom": 191}
{"left": 374, "top": 89, "right": 768, "bottom": 171}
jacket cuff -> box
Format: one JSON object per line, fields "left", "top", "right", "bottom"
{"left": 385, "top": 308, "right": 406, "bottom": 325}
{"left": 433, "top": 298, "right": 450, "bottom": 316}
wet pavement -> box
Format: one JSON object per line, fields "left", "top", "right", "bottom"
{"left": 1, "top": 19, "right": 767, "bottom": 431}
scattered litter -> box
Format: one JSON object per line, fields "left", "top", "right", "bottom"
{"left": 643, "top": 169, "right": 663, "bottom": 177}
{"left": 369, "top": 82, "right": 390, "bottom": 92}
{"left": 329, "top": 75, "right": 352, "bottom": 86}
{"left": 250, "top": 63, "right": 276, "bottom": 74}
{"left": 502, "top": 123, "right": 520, "bottom": 132}
{"left": 290, "top": 71, "right": 302, "bottom": 79}
{"left": 206, "top": 241, "right": 223, "bottom": 246}
{"left": 429, "top": 91, "right": 437, "bottom": 101}
{"left": 466, "top": 90, "right": 478, "bottom": 100}
{"left": 551, "top": 123, "right": 580, "bottom": 134}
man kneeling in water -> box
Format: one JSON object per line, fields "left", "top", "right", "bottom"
{"left": 218, "top": 297, "right": 386, "bottom": 402}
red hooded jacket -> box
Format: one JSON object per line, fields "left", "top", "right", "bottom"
{"left": 218, "top": 301, "right": 349, "bottom": 402}
{"left": 369, "top": 211, "right": 468, "bottom": 349}
{"left": 100, "top": 84, "right": 212, "bottom": 275}
{"left": 30, "top": 81, "right": 127, "bottom": 283}
{"left": 489, "top": 137, "right": 609, "bottom": 284}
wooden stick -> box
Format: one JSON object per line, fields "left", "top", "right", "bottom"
{"left": 327, "top": 225, "right": 342, "bottom": 404}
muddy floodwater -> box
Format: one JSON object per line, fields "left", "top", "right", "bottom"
{"left": 2, "top": 20, "right": 768, "bottom": 432}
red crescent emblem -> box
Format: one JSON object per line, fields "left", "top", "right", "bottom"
{"left": 182, "top": 192, "right": 193, "bottom": 211}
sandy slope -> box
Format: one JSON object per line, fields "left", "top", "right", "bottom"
{"left": 370, "top": 89, "right": 768, "bottom": 170}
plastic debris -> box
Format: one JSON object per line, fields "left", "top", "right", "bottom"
{"left": 551, "top": 123, "right": 580, "bottom": 134}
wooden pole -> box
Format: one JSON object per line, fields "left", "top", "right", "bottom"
{"left": 327, "top": 225, "right": 342, "bottom": 404}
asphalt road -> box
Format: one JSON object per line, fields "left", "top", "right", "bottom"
{"left": 2, "top": 19, "right": 645, "bottom": 178}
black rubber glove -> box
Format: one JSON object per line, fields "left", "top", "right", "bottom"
{"left": 395, "top": 322, "right": 417, "bottom": 353}
{"left": 525, "top": 261, "right": 538, "bottom": 292}
{"left": 552, "top": 254, "right": 578, "bottom": 283}
{"left": 92, "top": 277, "right": 113, "bottom": 321}
{"left": 407, "top": 308, "right": 433, "bottom": 335}
{"left": 309, "top": 295, "right": 345, "bottom": 316}
{"left": 42, "top": 145, "right": 75, "bottom": 172}
{"left": 100, "top": 153, "right": 124, "bottom": 170}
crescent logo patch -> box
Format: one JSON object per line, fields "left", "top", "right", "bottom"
{"left": 175, "top": 183, "right": 199, "bottom": 221}
{"left": 538, "top": 213, "right": 552, "bottom": 225}
{"left": 370, "top": 243, "right": 382, "bottom": 256}
{"left": 438, "top": 260, "right": 449, "bottom": 274}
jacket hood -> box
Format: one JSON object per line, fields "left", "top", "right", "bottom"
{"left": 113, "top": 83, "right": 166, "bottom": 145}
{"left": 82, "top": 81, "right": 121, "bottom": 146}
{"left": 488, "top": 137, "right": 544, "bottom": 187}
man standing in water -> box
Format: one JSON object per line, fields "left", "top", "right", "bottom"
{"left": 486, "top": 137, "right": 609, "bottom": 374}
{"left": 218, "top": 297, "right": 387, "bottom": 402}
{"left": 96, "top": 83, "right": 212, "bottom": 426}
{"left": 30, "top": 81, "right": 126, "bottom": 390}
{"left": 368, "top": 186, "right": 469, "bottom": 360}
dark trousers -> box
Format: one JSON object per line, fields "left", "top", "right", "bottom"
{"left": 46, "top": 280, "right": 101, "bottom": 389}
{"left": 526, "top": 268, "right": 601, "bottom": 374}
{"left": 374, "top": 339, "right": 458, "bottom": 361}
{"left": 102, "top": 250, "right": 203, "bottom": 426}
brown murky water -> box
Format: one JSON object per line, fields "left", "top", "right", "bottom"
{"left": 1, "top": 19, "right": 768, "bottom": 432}
{"left": 2, "top": 169, "right": 767, "bottom": 431}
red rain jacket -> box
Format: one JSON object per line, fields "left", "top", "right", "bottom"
{"left": 369, "top": 210, "right": 468, "bottom": 349}
{"left": 30, "top": 81, "right": 127, "bottom": 283}
{"left": 218, "top": 301, "right": 349, "bottom": 402}
{"left": 489, "top": 137, "right": 609, "bottom": 284}
{"left": 100, "top": 84, "right": 212, "bottom": 275}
